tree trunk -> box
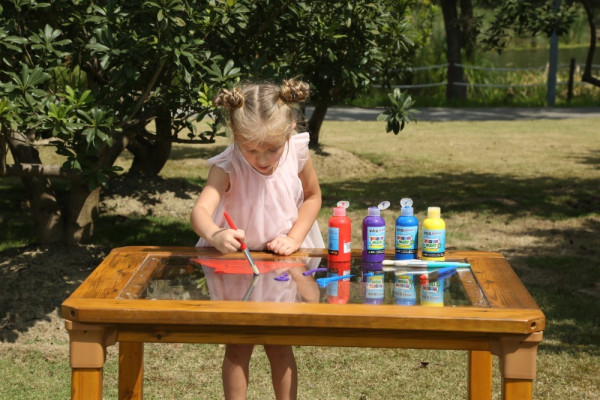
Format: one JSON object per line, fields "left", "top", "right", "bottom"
{"left": 5, "top": 130, "right": 104, "bottom": 244}
{"left": 66, "top": 181, "right": 101, "bottom": 243}
{"left": 307, "top": 101, "right": 329, "bottom": 149}
{"left": 459, "top": 0, "right": 476, "bottom": 63}
{"left": 127, "top": 106, "right": 173, "bottom": 176}
{"left": 6, "top": 131, "right": 64, "bottom": 243}
{"left": 441, "top": 0, "right": 467, "bottom": 100}
{"left": 581, "top": 0, "right": 600, "bottom": 86}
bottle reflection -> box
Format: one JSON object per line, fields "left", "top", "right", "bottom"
{"left": 326, "top": 261, "right": 351, "bottom": 304}
{"left": 362, "top": 261, "right": 384, "bottom": 305}
{"left": 394, "top": 272, "right": 417, "bottom": 306}
{"left": 420, "top": 279, "right": 445, "bottom": 306}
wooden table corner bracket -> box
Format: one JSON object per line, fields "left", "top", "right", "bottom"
{"left": 489, "top": 331, "right": 543, "bottom": 380}
{"left": 65, "top": 320, "right": 118, "bottom": 369}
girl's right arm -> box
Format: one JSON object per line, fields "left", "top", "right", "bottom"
{"left": 190, "top": 165, "right": 244, "bottom": 254}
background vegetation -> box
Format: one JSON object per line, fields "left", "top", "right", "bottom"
{"left": 350, "top": 3, "right": 600, "bottom": 108}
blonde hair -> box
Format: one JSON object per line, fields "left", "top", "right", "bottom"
{"left": 213, "top": 79, "right": 310, "bottom": 147}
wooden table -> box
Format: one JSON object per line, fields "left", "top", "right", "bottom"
{"left": 61, "top": 246, "right": 545, "bottom": 400}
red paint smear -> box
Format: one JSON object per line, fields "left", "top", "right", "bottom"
{"left": 193, "top": 258, "right": 305, "bottom": 274}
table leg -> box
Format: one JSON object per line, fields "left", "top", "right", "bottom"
{"left": 468, "top": 350, "right": 492, "bottom": 400}
{"left": 490, "top": 332, "right": 543, "bottom": 400}
{"left": 65, "top": 321, "right": 117, "bottom": 400}
{"left": 503, "top": 379, "right": 533, "bottom": 400}
{"left": 72, "top": 368, "right": 103, "bottom": 399}
{"left": 119, "top": 341, "right": 144, "bottom": 400}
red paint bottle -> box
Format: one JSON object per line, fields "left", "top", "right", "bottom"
{"left": 327, "top": 202, "right": 351, "bottom": 263}
{"left": 326, "top": 261, "right": 351, "bottom": 304}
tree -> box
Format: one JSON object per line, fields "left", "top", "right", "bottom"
{"left": 572, "top": 0, "right": 599, "bottom": 86}
{"left": 199, "top": 1, "right": 417, "bottom": 148}
{"left": 284, "top": 1, "right": 415, "bottom": 147}
{"left": 482, "top": 0, "right": 600, "bottom": 87}
{"left": 0, "top": 0, "right": 241, "bottom": 243}
{"left": 437, "top": 0, "right": 480, "bottom": 100}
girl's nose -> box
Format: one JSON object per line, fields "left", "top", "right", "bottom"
{"left": 256, "top": 151, "right": 269, "bottom": 163}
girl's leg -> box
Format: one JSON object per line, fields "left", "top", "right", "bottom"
{"left": 222, "top": 344, "right": 254, "bottom": 400}
{"left": 263, "top": 345, "right": 298, "bottom": 400}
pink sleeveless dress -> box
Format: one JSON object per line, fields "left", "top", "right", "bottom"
{"left": 195, "top": 132, "right": 324, "bottom": 250}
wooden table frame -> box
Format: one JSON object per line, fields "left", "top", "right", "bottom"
{"left": 61, "top": 246, "right": 545, "bottom": 400}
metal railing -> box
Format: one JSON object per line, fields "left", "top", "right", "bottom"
{"left": 379, "top": 61, "right": 600, "bottom": 90}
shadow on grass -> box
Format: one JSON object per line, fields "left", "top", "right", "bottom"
{"left": 0, "top": 216, "right": 196, "bottom": 343}
{"left": 93, "top": 215, "right": 198, "bottom": 247}
{"left": 102, "top": 174, "right": 202, "bottom": 204}
{"left": 573, "top": 149, "right": 600, "bottom": 168}
{"left": 321, "top": 171, "right": 600, "bottom": 219}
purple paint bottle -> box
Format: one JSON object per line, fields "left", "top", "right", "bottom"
{"left": 362, "top": 201, "right": 390, "bottom": 262}
{"left": 362, "top": 262, "right": 385, "bottom": 305}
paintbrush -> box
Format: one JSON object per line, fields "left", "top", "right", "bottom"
{"left": 420, "top": 266, "right": 457, "bottom": 282}
{"left": 224, "top": 212, "right": 260, "bottom": 275}
{"left": 382, "top": 260, "right": 470, "bottom": 268}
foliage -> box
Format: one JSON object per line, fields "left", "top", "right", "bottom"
{"left": 480, "top": 0, "right": 600, "bottom": 87}
{"left": 196, "top": 1, "right": 421, "bottom": 144}
{"left": 0, "top": 0, "right": 240, "bottom": 173}
{"left": 377, "top": 88, "right": 417, "bottom": 134}
{"left": 0, "top": 0, "right": 243, "bottom": 242}
{"left": 481, "top": 0, "right": 578, "bottom": 51}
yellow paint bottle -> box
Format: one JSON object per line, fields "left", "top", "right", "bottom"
{"left": 421, "top": 207, "right": 446, "bottom": 261}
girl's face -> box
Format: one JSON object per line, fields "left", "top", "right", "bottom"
{"left": 237, "top": 138, "right": 286, "bottom": 175}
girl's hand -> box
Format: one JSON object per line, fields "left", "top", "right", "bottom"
{"left": 210, "top": 228, "right": 245, "bottom": 254}
{"left": 266, "top": 236, "right": 300, "bottom": 256}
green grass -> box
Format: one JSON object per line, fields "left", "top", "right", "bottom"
{"left": 1, "top": 117, "right": 600, "bottom": 399}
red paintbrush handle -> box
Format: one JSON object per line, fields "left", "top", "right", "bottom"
{"left": 223, "top": 212, "right": 247, "bottom": 250}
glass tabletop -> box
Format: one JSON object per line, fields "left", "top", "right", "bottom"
{"left": 118, "top": 254, "right": 490, "bottom": 307}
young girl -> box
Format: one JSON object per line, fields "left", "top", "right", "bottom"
{"left": 190, "top": 78, "right": 324, "bottom": 400}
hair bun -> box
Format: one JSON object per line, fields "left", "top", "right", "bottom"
{"left": 213, "top": 87, "right": 244, "bottom": 109}
{"left": 280, "top": 79, "right": 310, "bottom": 104}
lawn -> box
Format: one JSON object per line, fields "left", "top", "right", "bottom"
{"left": 1, "top": 116, "right": 599, "bottom": 399}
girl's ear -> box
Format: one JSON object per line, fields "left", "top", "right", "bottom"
{"left": 291, "top": 122, "right": 297, "bottom": 130}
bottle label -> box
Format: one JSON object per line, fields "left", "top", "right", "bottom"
{"left": 422, "top": 229, "right": 445, "bottom": 258}
{"left": 327, "top": 270, "right": 350, "bottom": 299}
{"left": 421, "top": 281, "right": 444, "bottom": 306}
{"left": 326, "top": 272, "right": 339, "bottom": 297}
{"left": 395, "top": 226, "right": 418, "bottom": 255}
{"left": 342, "top": 242, "right": 351, "bottom": 253}
{"left": 328, "top": 226, "right": 340, "bottom": 255}
{"left": 366, "top": 273, "right": 384, "bottom": 300}
{"left": 366, "top": 226, "right": 385, "bottom": 254}
{"left": 394, "top": 275, "right": 416, "bottom": 300}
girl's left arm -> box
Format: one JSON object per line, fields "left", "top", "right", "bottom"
{"left": 266, "top": 154, "right": 322, "bottom": 255}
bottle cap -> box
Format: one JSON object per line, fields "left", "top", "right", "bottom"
{"left": 367, "top": 206, "right": 380, "bottom": 216}
{"left": 333, "top": 206, "right": 346, "bottom": 216}
{"left": 427, "top": 207, "right": 441, "bottom": 218}
{"left": 400, "top": 198, "right": 413, "bottom": 216}
{"left": 337, "top": 200, "right": 350, "bottom": 209}
{"left": 378, "top": 201, "right": 390, "bottom": 211}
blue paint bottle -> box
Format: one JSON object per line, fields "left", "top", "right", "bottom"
{"left": 394, "top": 272, "right": 417, "bottom": 305}
{"left": 362, "top": 201, "right": 390, "bottom": 262}
{"left": 395, "top": 198, "right": 419, "bottom": 260}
